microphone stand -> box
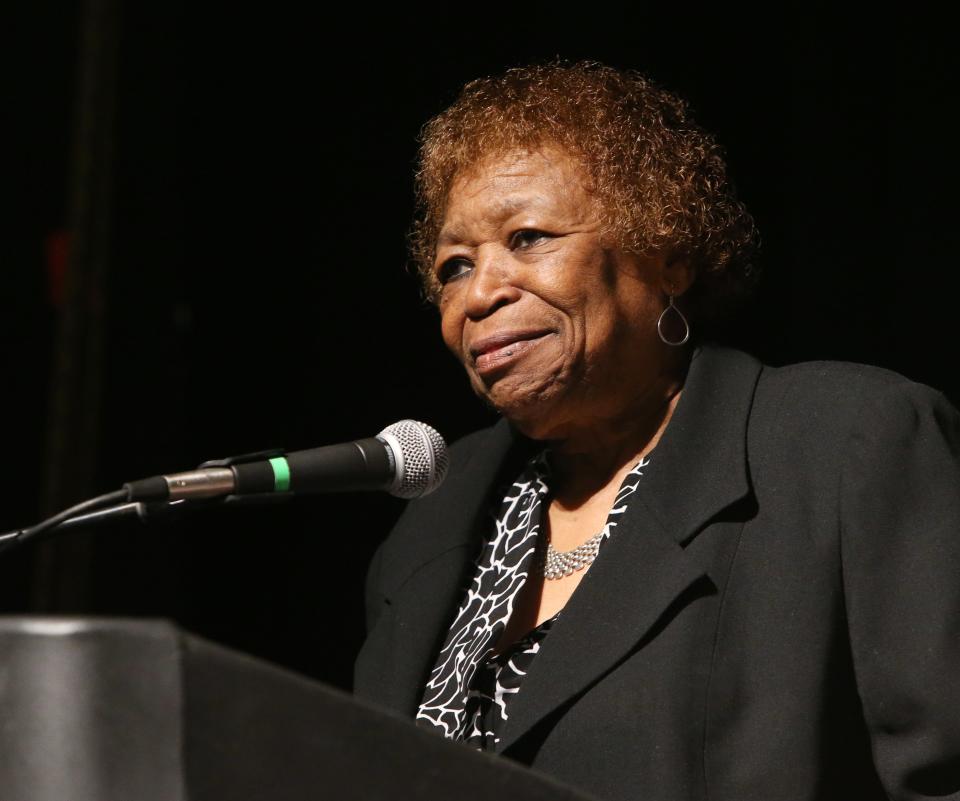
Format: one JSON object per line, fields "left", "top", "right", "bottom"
{"left": 0, "top": 449, "right": 293, "bottom": 557}
{"left": 0, "top": 493, "right": 295, "bottom": 556}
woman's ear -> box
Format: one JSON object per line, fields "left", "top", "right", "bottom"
{"left": 661, "top": 256, "right": 695, "bottom": 297}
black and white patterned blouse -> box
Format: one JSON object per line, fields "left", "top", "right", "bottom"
{"left": 416, "top": 449, "right": 650, "bottom": 748}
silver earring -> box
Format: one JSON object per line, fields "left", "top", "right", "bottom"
{"left": 657, "top": 294, "right": 690, "bottom": 346}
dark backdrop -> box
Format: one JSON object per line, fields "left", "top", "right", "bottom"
{"left": 4, "top": 4, "right": 957, "bottom": 690}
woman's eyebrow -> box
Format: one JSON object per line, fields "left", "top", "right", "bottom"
{"left": 437, "top": 196, "right": 549, "bottom": 247}
{"left": 437, "top": 225, "right": 469, "bottom": 247}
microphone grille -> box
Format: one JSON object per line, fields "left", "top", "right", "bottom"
{"left": 378, "top": 420, "right": 449, "bottom": 499}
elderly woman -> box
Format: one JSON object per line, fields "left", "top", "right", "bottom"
{"left": 354, "top": 62, "right": 960, "bottom": 801}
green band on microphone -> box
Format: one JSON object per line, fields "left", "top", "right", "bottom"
{"left": 269, "top": 457, "right": 291, "bottom": 492}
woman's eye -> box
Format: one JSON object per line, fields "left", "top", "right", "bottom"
{"left": 510, "top": 229, "right": 550, "bottom": 249}
{"left": 437, "top": 257, "right": 472, "bottom": 285}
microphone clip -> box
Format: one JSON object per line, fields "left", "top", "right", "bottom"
{"left": 197, "top": 448, "right": 286, "bottom": 469}
{"left": 197, "top": 448, "right": 292, "bottom": 506}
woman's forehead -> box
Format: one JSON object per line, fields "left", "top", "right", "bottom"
{"left": 438, "top": 150, "right": 596, "bottom": 242}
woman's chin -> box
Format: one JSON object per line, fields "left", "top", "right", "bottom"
{"left": 475, "top": 381, "right": 571, "bottom": 441}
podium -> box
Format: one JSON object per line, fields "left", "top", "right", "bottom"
{"left": 0, "top": 617, "right": 597, "bottom": 801}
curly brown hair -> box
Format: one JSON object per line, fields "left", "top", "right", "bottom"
{"left": 410, "top": 60, "right": 760, "bottom": 327}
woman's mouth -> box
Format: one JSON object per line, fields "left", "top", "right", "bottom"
{"left": 469, "top": 331, "right": 554, "bottom": 376}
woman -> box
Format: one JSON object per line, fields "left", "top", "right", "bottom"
{"left": 354, "top": 62, "right": 960, "bottom": 801}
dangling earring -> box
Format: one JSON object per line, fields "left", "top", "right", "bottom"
{"left": 657, "top": 294, "right": 690, "bottom": 346}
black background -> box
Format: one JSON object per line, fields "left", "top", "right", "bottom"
{"left": 4, "top": 5, "right": 958, "bottom": 690}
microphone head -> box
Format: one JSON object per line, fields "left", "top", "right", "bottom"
{"left": 377, "top": 420, "right": 449, "bottom": 499}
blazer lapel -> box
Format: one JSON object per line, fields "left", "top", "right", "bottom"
{"left": 496, "top": 345, "right": 763, "bottom": 753}
{"left": 377, "top": 418, "right": 536, "bottom": 716}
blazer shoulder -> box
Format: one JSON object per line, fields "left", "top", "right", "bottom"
{"left": 446, "top": 419, "right": 508, "bottom": 466}
{"left": 748, "top": 355, "right": 956, "bottom": 453}
{"left": 763, "top": 355, "right": 915, "bottom": 387}
{"left": 393, "top": 417, "right": 508, "bottom": 526}
{"left": 757, "top": 357, "right": 949, "bottom": 412}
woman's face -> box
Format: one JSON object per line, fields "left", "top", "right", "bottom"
{"left": 435, "top": 146, "right": 680, "bottom": 441}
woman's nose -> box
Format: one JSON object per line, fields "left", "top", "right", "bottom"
{"left": 463, "top": 247, "right": 521, "bottom": 320}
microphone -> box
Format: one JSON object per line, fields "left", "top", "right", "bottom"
{"left": 124, "top": 420, "right": 448, "bottom": 503}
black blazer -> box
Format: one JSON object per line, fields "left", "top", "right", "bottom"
{"left": 354, "top": 345, "right": 960, "bottom": 801}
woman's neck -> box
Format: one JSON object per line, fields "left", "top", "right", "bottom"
{"left": 546, "top": 379, "right": 683, "bottom": 508}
